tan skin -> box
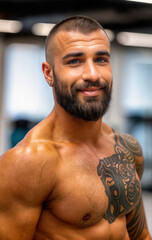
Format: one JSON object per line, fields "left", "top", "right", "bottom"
{"left": 0, "top": 29, "right": 151, "bottom": 240}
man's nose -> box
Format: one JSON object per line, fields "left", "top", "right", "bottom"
{"left": 82, "top": 60, "right": 100, "bottom": 82}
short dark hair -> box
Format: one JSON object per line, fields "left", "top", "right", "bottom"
{"left": 45, "top": 15, "right": 108, "bottom": 64}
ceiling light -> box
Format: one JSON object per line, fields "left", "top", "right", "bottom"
{"left": 105, "top": 29, "right": 115, "bottom": 42}
{"left": 32, "top": 23, "right": 115, "bottom": 42}
{"left": 32, "top": 23, "right": 55, "bottom": 36}
{"left": 0, "top": 19, "right": 22, "bottom": 33}
{"left": 117, "top": 32, "right": 152, "bottom": 48}
{"left": 126, "top": 0, "right": 152, "bottom": 4}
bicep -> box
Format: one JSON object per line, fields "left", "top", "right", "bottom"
{"left": 0, "top": 150, "right": 42, "bottom": 239}
{"left": 0, "top": 201, "right": 41, "bottom": 240}
{"left": 126, "top": 195, "right": 151, "bottom": 240}
{"left": 0, "top": 145, "right": 56, "bottom": 239}
{"left": 127, "top": 151, "right": 151, "bottom": 239}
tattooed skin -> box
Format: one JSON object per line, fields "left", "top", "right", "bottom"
{"left": 97, "top": 130, "right": 142, "bottom": 224}
{"left": 127, "top": 195, "right": 146, "bottom": 240}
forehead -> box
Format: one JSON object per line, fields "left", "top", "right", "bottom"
{"left": 53, "top": 30, "right": 110, "bottom": 55}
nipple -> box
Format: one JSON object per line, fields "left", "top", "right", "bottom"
{"left": 83, "top": 213, "right": 91, "bottom": 221}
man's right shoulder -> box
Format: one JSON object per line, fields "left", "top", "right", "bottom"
{"left": 1, "top": 139, "right": 59, "bottom": 167}
{"left": 0, "top": 140, "right": 60, "bottom": 202}
{"left": 0, "top": 140, "right": 58, "bottom": 162}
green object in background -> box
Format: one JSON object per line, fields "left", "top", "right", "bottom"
{"left": 11, "top": 120, "right": 29, "bottom": 147}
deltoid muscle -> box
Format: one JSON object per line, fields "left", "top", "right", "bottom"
{"left": 97, "top": 130, "right": 142, "bottom": 224}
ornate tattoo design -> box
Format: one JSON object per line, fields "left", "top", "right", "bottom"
{"left": 127, "top": 195, "right": 146, "bottom": 240}
{"left": 97, "top": 130, "right": 142, "bottom": 224}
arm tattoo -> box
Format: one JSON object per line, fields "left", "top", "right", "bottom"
{"left": 97, "top": 130, "right": 142, "bottom": 224}
{"left": 127, "top": 196, "right": 146, "bottom": 240}
{"left": 136, "top": 162, "right": 144, "bottom": 180}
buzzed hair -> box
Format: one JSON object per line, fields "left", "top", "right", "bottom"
{"left": 45, "top": 15, "right": 108, "bottom": 64}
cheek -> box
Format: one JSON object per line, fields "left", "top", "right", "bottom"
{"left": 100, "top": 66, "right": 113, "bottom": 83}
{"left": 55, "top": 68, "right": 82, "bottom": 93}
{"left": 62, "top": 66, "right": 82, "bottom": 80}
{"left": 55, "top": 59, "right": 81, "bottom": 80}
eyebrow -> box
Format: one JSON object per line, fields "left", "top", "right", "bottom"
{"left": 95, "top": 51, "right": 110, "bottom": 57}
{"left": 62, "top": 52, "right": 84, "bottom": 60}
{"left": 62, "top": 50, "right": 110, "bottom": 61}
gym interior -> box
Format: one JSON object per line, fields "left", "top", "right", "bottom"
{"left": 0, "top": 0, "right": 151, "bottom": 235}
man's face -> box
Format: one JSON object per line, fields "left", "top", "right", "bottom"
{"left": 52, "top": 30, "right": 113, "bottom": 121}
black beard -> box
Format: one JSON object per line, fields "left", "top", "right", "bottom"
{"left": 53, "top": 68, "right": 112, "bottom": 121}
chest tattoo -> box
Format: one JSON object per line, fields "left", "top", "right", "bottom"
{"left": 97, "top": 130, "right": 142, "bottom": 224}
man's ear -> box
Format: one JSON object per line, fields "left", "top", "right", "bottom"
{"left": 42, "top": 62, "right": 54, "bottom": 86}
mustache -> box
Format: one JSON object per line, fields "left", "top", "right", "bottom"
{"left": 72, "top": 80, "right": 109, "bottom": 91}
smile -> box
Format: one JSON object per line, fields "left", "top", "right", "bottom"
{"left": 78, "top": 87, "right": 102, "bottom": 97}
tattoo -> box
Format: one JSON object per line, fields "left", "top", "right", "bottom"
{"left": 136, "top": 162, "right": 144, "bottom": 180}
{"left": 127, "top": 196, "right": 146, "bottom": 240}
{"left": 97, "top": 130, "right": 142, "bottom": 224}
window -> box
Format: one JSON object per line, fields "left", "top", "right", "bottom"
{"left": 4, "top": 43, "right": 54, "bottom": 121}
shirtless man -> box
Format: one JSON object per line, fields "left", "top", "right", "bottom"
{"left": 0, "top": 15, "right": 151, "bottom": 240}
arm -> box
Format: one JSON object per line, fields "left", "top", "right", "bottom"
{"left": 0, "top": 144, "right": 56, "bottom": 239}
{"left": 126, "top": 146, "right": 151, "bottom": 240}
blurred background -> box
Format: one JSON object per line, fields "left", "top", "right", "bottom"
{"left": 0, "top": 0, "right": 152, "bottom": 234}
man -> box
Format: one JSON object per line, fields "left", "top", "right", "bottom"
{"left": 0, "top": 15, "right": 151, "bottom": 240}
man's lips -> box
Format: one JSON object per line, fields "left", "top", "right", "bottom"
{"left": 78, "top": 87, "right": 102, "bottom": 97}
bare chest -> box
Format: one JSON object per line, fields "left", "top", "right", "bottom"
{"left": 45, "top": 138, "right": 141, "bottom": 228}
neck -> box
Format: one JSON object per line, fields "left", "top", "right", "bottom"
{"left": 50, "top": 103, "right": 103, "bottom": 144}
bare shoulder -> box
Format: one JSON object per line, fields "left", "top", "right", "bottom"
{"left": 113, "top": 129, "right": 144, "bottom": 180}
{"left": 0, "top": 138, "right": 60, "bottom": 203}
{"left": 0, "top": 124, "right": 61, "bottom": 239}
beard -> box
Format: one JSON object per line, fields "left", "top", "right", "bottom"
{"left": 53, "top": 68, "right": 112, "bottom": 121}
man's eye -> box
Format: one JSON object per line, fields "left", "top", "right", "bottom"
{"left": 68, "top": 59, "right": 82, "bottom": 64}
{"left": 95, "top": 57, "right": 108, "bottom": 63}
